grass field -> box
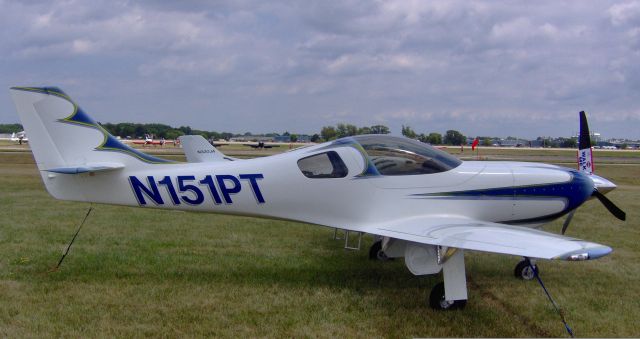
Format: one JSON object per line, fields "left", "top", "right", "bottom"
{"left": 0, "top": 147, "right": 638, "bottom": 337}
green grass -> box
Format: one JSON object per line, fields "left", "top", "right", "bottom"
{"left": 0, "top": 151, "right": 639, "bottom": 337}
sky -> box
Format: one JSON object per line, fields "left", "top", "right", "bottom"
{"left": 0, "top": 0, "right": 639, "bottom": 139}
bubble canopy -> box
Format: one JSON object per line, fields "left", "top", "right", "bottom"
{"left": 350, "top": 135, "right": 462, "bottom": 176}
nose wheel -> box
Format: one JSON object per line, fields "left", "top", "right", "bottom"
{"left": 514, "top": 259, "right": 537, "bottom": 280}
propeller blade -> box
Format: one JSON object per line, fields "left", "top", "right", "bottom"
{"left": 577, "top": 111, "right": 595, "bottom": 174}
{"left": 578, "top": 111, "right": 592, "bottom": 150}
{"left": 561, "top": 210, "right": 576, "bottom": 235}
{"left": 593, "top": 190, "right": 626, "bottom": 221}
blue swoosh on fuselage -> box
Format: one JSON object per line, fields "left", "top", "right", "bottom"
{"left": 409, "top": 169, "right": 594, "bottom": 225}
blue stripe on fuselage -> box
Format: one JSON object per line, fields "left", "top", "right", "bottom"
{"left": 410, "top": 169, "right": 594, "bottom": 224}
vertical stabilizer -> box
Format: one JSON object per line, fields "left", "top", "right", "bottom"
{"left": 10, "top": 87, "right": 172, "bottom": 169}
{"left": 9, "top": 86, "right": 173, "bottom": 200}
{"left": 179, "top": 135, "right": 234, "bottom": 162}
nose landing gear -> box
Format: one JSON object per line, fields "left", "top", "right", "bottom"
{"left": 515, "top": 259, "right": 537, "bottom": 280}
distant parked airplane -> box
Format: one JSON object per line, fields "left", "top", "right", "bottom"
{"left": 131, "top": 134, "right": 174, "bottom": 146}
{"left": 243, "top": 141, "right": 280, "bottom": 149}
{"left": 10, "top": 131, "right": 28, "bottom": 144}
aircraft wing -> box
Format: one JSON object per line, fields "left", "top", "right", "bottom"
{"left": 365, "top": 216, "right": 611, "bottom": 261}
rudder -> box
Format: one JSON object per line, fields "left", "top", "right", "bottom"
{"left": 9, "top": 86, "right": 173, "bottom": 200}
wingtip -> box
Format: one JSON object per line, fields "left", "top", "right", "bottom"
{"left": 556, "top": 245, "right": 612, "bottom": 261}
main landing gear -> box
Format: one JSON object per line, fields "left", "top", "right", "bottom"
{"left": 367, "top": 239, "right": 469, "bottom": 310}
{"left": 368, "top": 240, "right": 390, "bottom": 261}
{"left": 514, "top": 259, "right": 538, "bottom": 280}
{"left": 429, "top": 248, "right": 468, "bottom": 310}
{"left": 429, "top": 282, "right": 467, "bottom": 310}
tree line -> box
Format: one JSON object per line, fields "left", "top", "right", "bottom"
{"left": 0, "top": 123, "right": 23, "bottom": 134}
{"left": 318, "top": 123, "right": 463, "bottom": 145}
{"left": 0, "top": 122, "right": 598, "bottom": 148}
{"left": 98, "top": 122, "right": 237, "bottom": 141}
{"left": 319, "top": 123, "right": 390, "bottom": 141}
{"left": 401, "top": 125, "right": 467, "bottom": 145}
{"left": 1, "top": 122, "right": 464, "bottom": 145}
{"left": 401, "top": 125, "right": 591, "bottom": 147}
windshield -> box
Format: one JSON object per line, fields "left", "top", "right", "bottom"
{"left": 353, "top": 135, "right": 461, "bottom": 175}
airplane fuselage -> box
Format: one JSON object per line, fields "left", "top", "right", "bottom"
{"left": 44, "top": 144, "right": 600, "bottom": 232}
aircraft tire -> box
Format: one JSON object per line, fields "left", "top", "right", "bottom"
{"left": 514, "top": 260, "right": 537, "bottom": 280}
{"left": 368, "top": 240, "right": 389, "bottom": 261}
{"left": 429, "top": 282, "right": 467, "bottom": 310}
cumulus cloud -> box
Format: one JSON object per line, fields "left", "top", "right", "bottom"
{"left": 0, "top": 0, "right": 638, "bottom": 138}
{"left": 608, "top": 1, "right": 640, "bottom": 26}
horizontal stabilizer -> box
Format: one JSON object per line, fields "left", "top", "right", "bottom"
{"left": 46, "top": 162, "right": 125, "bottom": 174}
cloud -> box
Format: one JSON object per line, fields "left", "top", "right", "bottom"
{"left": 608, "top": 1, "right": 640, "bottom": 26}
{"left": 324, "top": 53, "right": 433, "bottom": 75}
{"left": 0, "top": 0, "right": 638, "bottom": 139}
{"left": 138, "top": 56, "right": 236, "bottom": 77}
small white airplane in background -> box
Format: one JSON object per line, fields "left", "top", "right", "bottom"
{"left": 10, "top": 87, "right": 625, "bottom": 310}
{"left": 9, "top": 131, "right": 28, "bottom": 144}
{"left": 131, "top": 134, "right": 175, "bottom": 147}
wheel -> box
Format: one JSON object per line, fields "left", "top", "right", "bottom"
{"left": 428, "top": 282, "right": 467, "bottom": 310}
{"left": 368, "top": 240, "right": 389, "bottom": 261}
{"left": 514, "top": 260, "right": 537, "bottom": 280}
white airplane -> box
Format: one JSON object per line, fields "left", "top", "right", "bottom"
{"left": 131, "top": 134, "right": 174, "bottom": 146}
{"left": 9, "top": 131, "right": 28, "bottom": 144}
{"left": 10, "top": 87, "right": 625, "bottom": 310}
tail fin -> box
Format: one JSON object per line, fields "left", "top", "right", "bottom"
{"left": 179, "top": 135, "right": 234, "bottom": 162}
{"left": 10, "top": 86, "right": 172, "bottom": 167}
{"left": 577, "top": 111, "right": 594, "bottom": 174}
{"left": 9, "top": 87, "right": 173, "bottom": 198}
